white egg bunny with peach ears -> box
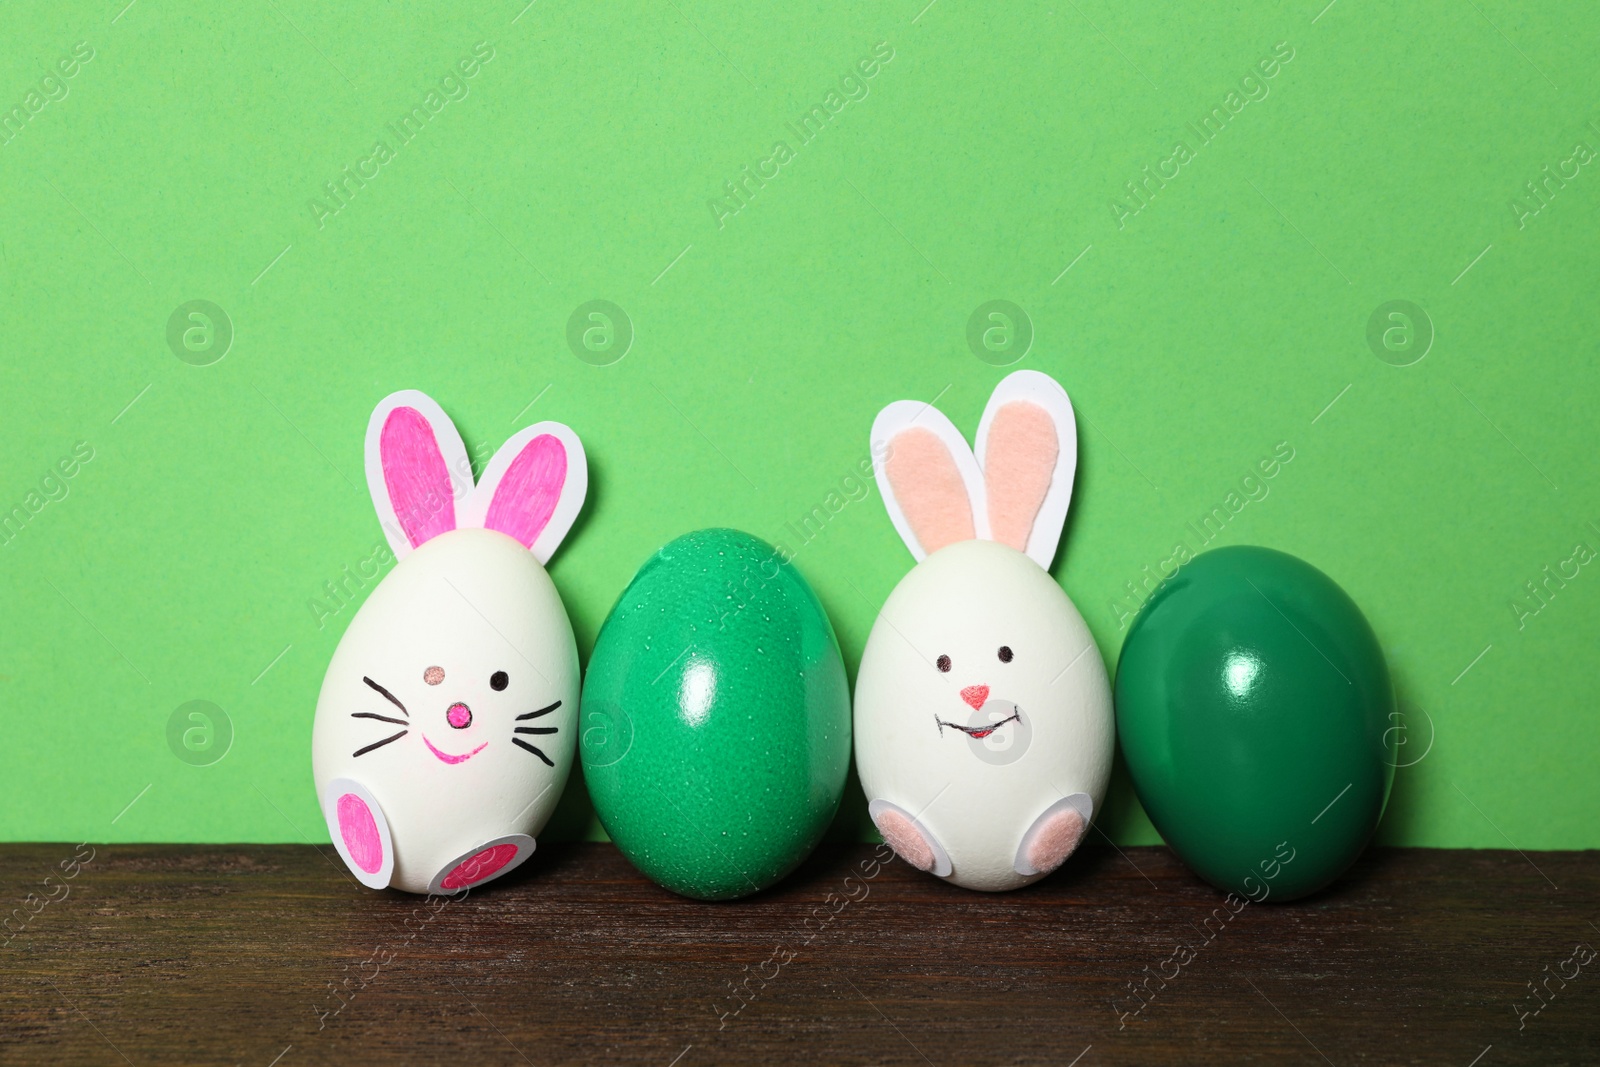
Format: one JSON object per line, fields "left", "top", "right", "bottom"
{"left": 312, "top": 390, "right": 586, "bottom": 894}
{"left": 854, "top": 370, "right": 1114, "bottom": 891}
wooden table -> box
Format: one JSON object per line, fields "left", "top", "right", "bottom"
{"left": 1, "top": 843, "right": 1594, "bottom": 1065}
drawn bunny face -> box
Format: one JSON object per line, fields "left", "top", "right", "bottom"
{"left": 853, "top": 370, "right": 1114, "bottom": 892}
{"left": 311, "top": 391, "right": 585, "bottom": 895}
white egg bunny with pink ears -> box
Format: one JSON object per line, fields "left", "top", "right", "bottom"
{"left": 312, "top": 390, "right": 585, "bottom": 894}
{"left": 854, "top": 370, "right": 1113, "bottom": 891}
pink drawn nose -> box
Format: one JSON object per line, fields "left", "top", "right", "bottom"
{"left": 960, "top": 685, "right": 990, "bottom": 709}
{"left": 446, "top": 702, "right": 472, "bottom": 729}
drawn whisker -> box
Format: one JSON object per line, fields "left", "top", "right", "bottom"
{"left": 516, "top": 700, "right": 561, "bottom": 721}
{"left": 353, "top": 730, "right": 407, "bottom": 757}
{"left": 514, "top": 726, "right": 558, "bottom": 735}
{"left": 512, "top": 737, "right": 554, "bottom": 766}
{"left": 363, "top": 676, "right": 408, "bottom": 717}
{"left": 352, "top": 711, "right": 408, "bottom": 726}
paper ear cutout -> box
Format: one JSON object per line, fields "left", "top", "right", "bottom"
{"left": 365, "top": 391, "right": 587, "bottom": 564}
{"left": 366, "top": 391, "right": 473, "bottom": 558}
{"left": 871, "top": 370, "right": 1078, "bottom": 569}
{"left": 871, "top": 401, "right": 988, "bottom": 559}
{"left": 975, "top": 370, "right": 1078, "bottom": 569}
{"left": 457, "top": 423, "right": 588, "bottom": 566}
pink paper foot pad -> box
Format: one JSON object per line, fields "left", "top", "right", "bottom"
{"left": 1014, "top": 794, "right": 1092, "bottom": 877}
{"left": 427, "top": 834, "right": 536, "bottom": 895}
{"left": 1025, "top": 808, "right": 1085, "bottom": 875}
{"left": 877, "top": 809, "right": 936, "bottom": 871}
{"left": 869, "top": 800, "right": 950, "bottom": 876}
{"left": 324, "top": 777, "right": 394, "bottom": 889}
{"left": 337, "top": 793, "right": 385, "bottom": 875}
{"left": 439, "top": 843, "right": 519, "bottom": 890}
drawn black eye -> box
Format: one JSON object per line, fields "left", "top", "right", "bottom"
{"left": 936, "top": 655, "right": 951, "bottom": 673}
{"left": 998, "top": 646, "right": 1014, "bottom": 663}
{"left": 490, "top": 671, "right": 509, "bottom": 691}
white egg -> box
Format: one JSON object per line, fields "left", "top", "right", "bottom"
{"left": 854, "top": 539, "right": 1112, "bottom": 891}
{"left": 312, "top": 390, "right": 587, "bottom": 894}
{"left": 312, "top": 528, "right": 578, "bottom": 894}
{"left": 855, "top": 369, "right": 1114, "bottom": 891}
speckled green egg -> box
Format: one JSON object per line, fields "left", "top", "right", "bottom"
{"left": 580, "top": 528, "right": 851, "bottom": 900}
{"left": 1115, "top": 546, "right": 1395, "bottom": 902}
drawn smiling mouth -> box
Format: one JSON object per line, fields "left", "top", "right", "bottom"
{"left": 936, "top": 710, "right": 1021, "bottom": 739}
{"left": 421, "top": 735, "right": 488, "bottom": 764}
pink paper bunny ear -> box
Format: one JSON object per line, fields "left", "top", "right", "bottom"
{"left": 975, "top": 370, "right": 1078, "bottom": 570}
{"left": 459, "top": 423, "right": 588, "bottom": 565}
{"left": 364, "top": 392, "right": 589, "bottom": 563}
{"left": 870, "top": 400, "right": 988, "bottom": 561}
{"left": 365, "top": 391, "right": 474, "bottom": 558}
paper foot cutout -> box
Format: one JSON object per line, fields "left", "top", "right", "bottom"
{"left": 869, "top": 799, "right": 952, "bottom": 877}
{"left": 427, "top": 834, "right": 537, "bottom": 895}
{"left": 323, "top": 777, "right": 394, "bottom": 889}
{"left": 1014, "top": 793, "right": 1092, "bottom": 877}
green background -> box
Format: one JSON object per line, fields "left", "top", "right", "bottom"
{"left": 2, "top": 0, "right": 1595, "bottom": 850}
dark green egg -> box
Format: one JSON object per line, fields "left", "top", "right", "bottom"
{"left": 1114, "top": 546, "right": 1395, "bottom": 901}
{"left": 580, "top": 529, "right": 851, "bottom": 900}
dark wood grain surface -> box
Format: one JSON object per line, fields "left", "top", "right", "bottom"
{"left": 0, "top": 842, "right": 1594, "bottom": 1065}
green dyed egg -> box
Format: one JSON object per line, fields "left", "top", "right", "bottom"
{"left": 1114, "top": 546, "right": 1395, "bottom": 902}
{"left": 580, "top": 528, "right": 851, "bottom": 900}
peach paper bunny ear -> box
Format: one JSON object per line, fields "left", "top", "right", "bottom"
{"left": 459, "top": 422, "right": 588, "bottom": 565}
{"left": 870, "top": 371, "right": 1079, "bottom": 568}
{"left": 871, "top": 399, "right": 989, "bottom": 562}
{"left": 974, "top": 370, "right": 1078, "bottom": 570}
{"left": 365, "top": 390, "right": 474, "bottom": 559}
